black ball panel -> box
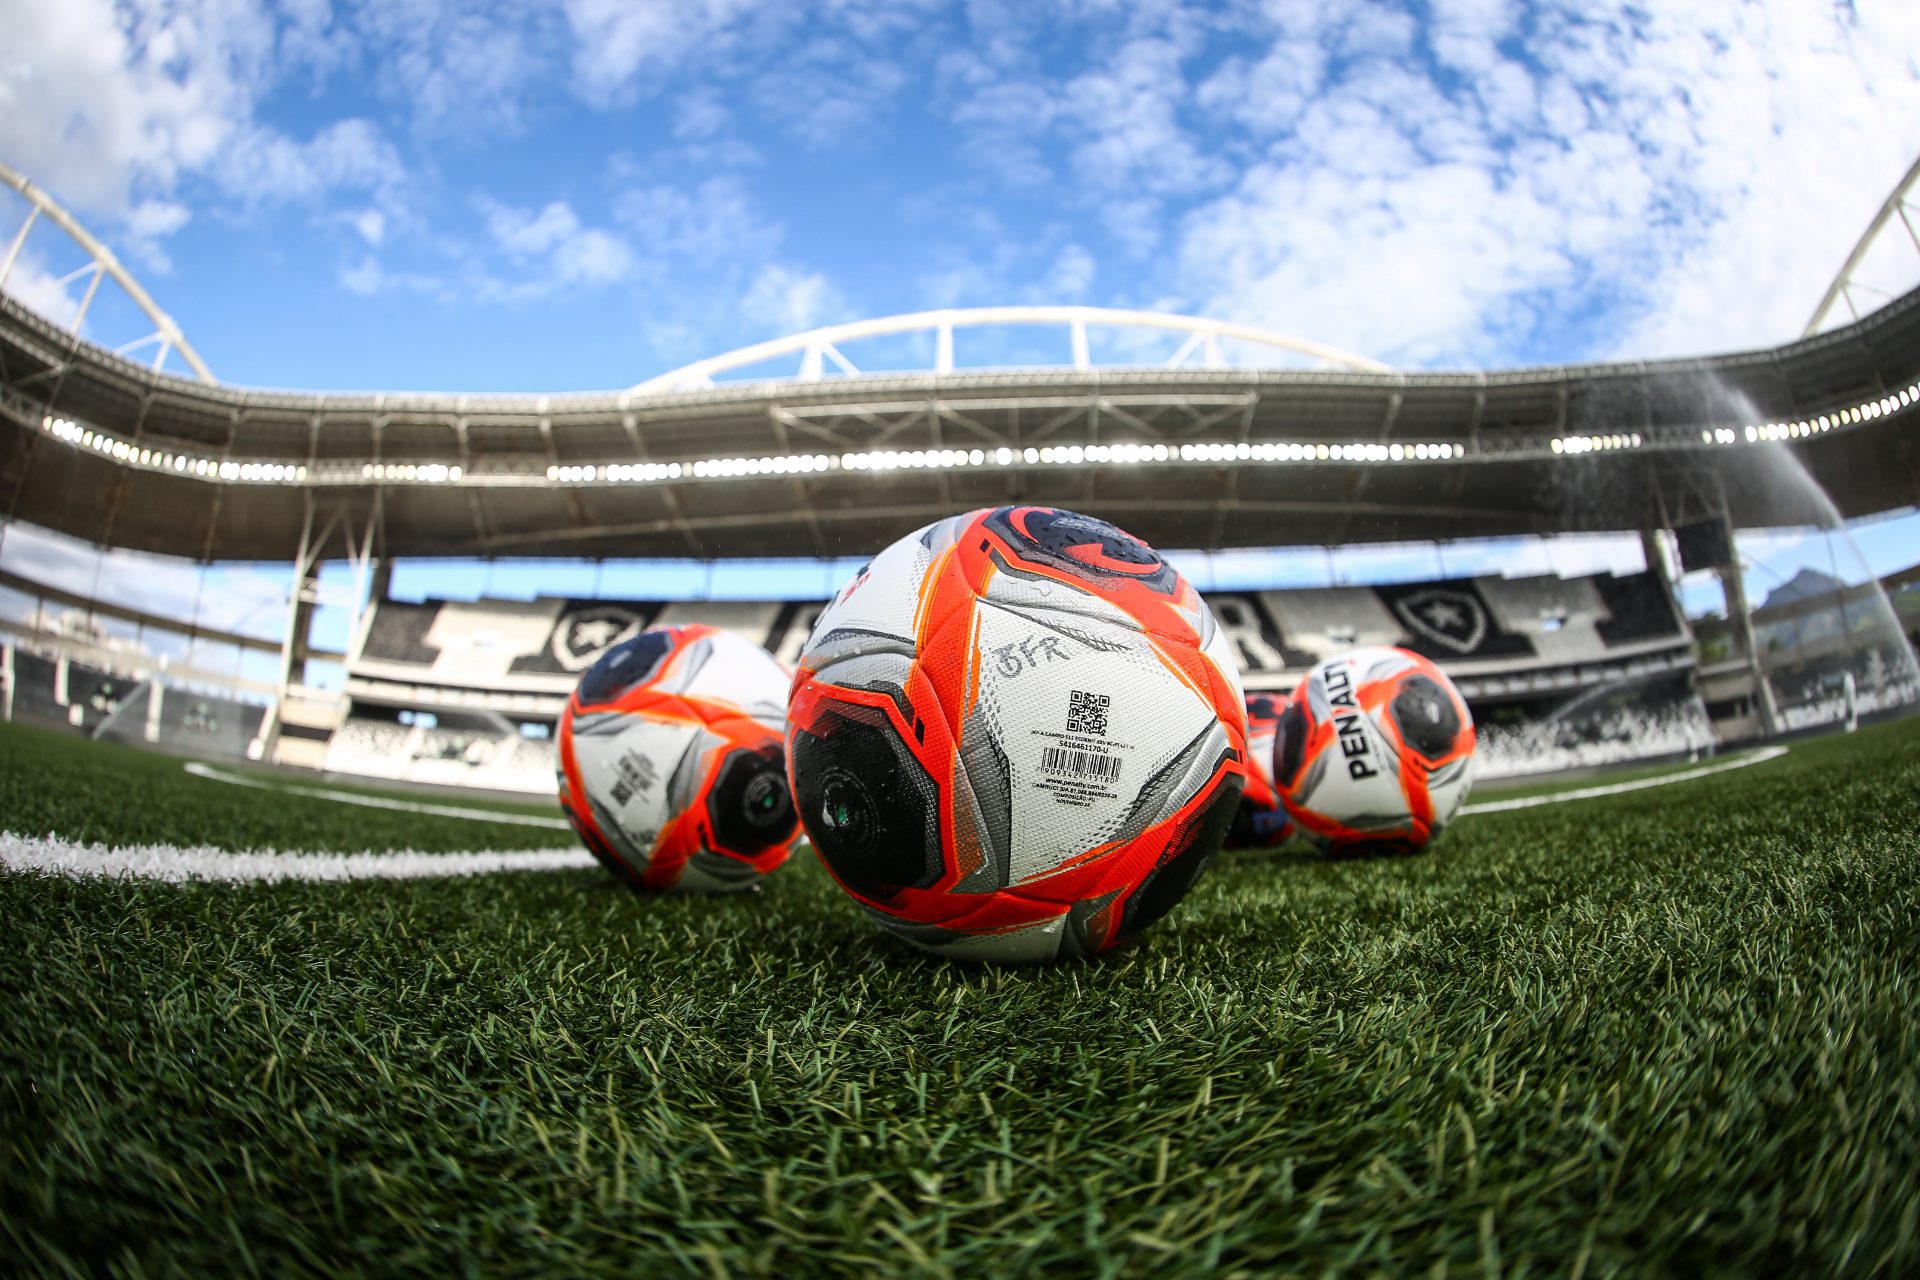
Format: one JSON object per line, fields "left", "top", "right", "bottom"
{"left": 575, "top": 630, "right": 675, "bottom": 706}
{"left": 1271, "top": 696, "right": 1312, "bottom": 789}
{"left": 707, "top": 745, "right": 800, "bottom": 856}
{"left": 1117, "top": 772, "right": 1242, "bottom": 941}
{"left": 790, "top": 705, "right": 944, "bottom": 900}
{"left": 981, "top": 506, "right": 1183, "bottom": 594}
{"left": 1389, "top": 674, "right": 1463, "bottom": 763}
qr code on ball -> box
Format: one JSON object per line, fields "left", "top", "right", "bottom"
{"left": 1067, "top": 690, "right": 1110, "bottom": 736}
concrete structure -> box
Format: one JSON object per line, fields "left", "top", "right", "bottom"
{"left": 3, "top": 160, "right": 1918, "bottom": 767}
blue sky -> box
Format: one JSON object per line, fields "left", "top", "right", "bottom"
{"left": 4, "top": 1, "right": 1920, "bottom": 390}
{"left": 3, "top": 1, "right": 1920, "bottom": 690}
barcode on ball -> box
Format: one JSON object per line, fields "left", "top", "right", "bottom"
{"left": 1041, "top": 745, "right": 1121, "bottom": 781}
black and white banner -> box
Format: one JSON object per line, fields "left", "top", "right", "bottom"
{"left": 354, "top": 597, "right": 826, "bottom": 691}
{"left": 351, "top": 568, "right": 1679, "bottom": 696}
{"left": 1371, "top": 579, "right": 1537, "bottom": 661}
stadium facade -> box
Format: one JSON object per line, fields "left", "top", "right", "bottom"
{"left": 2, "top": 162, "right": 1917, "bottom": 788}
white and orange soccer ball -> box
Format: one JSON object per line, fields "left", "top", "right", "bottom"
{"left": 1229, "top": 690, "right": 1296, "bottom": 848}
{"left": 787, "top": 505, "right": 1249, "bottom": 962}
{"left": 558, "top": 624, "right": 802, "bottom": 892}
{"left": 1270, "top": 647, "right": 1477, "bottom": 856}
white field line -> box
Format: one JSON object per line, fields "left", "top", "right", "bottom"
{"left": 183, "top": 762, "right": 570, "bottom": 829}
{"left": 0, "top": 747, "right": 1792, "bottom": 886}
{"left": 1460, "top": 745, "right": 1789, "bottom": 816}
{"left": 0, "top": 832, "right": 597, "bottom": 884}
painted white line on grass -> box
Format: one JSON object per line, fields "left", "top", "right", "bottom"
{"left": 1460, "top": 746, "right": 1789, "bottom": 816}
{"left": 47, "top": 746, "right": 1779, "bottom": 883}
{"left": 183, "top": 762, "right": 571, "bottom": 829}
{"left": 0, "top": 832, "right": 597, "bottom": 884}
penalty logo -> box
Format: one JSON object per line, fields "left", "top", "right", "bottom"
{"left": 1321, "top": 662, "right": 1379, "bottom": 780}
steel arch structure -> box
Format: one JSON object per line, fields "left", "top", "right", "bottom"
{"left": 0, "top": 159, "right": 215, "bottom": 384}
{"left": 630, "top": 306, "right": 1392, "bottom": 392}
{"left": 1807, "top": 152, "right": 1920, "bottom": 337}
{"left": 4, "top": 278, "right": 1918, "bottom": 564}
{"left": 0, "top": 152, "right": 1915, "bottom": 566}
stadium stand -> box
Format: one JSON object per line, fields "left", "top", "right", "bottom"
{"left": 2, "top": 157, "right": 1916, "bottom": 791}
{"left": 322, "top": 707, "right": 554, "bottom": 794}
{"left": 104, "top": 687, "right": 267, "bottom": 759}
{"left": 318, "top": 564, "right": 1704, "bottom": 786}
{"left": 1692, "top": 566, "right": 1920, "bottom": 733}
{"left": 1, "top": 643, "right": 267, "bottom": 758}
{"left": 1473, "top": 671, "right": 1717, "bottom": 777}
{"left": 4, "top": 647, "right": 147, "bottom": 733}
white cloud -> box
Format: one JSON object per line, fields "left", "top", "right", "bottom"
{"left": 562, "top": 0, "right": 936, "bottom": 146}
{"left": 1160, "top": 0, "right": 1920, "bottom": 367}
{"left": 1594, "top": 2, "right": 1920, "bottom": 357}
{"left": 940, "top": 53, "right": 1058, "bottom": 185}
{"left": 0, "top": 0, "right": 262, "bottom": 217}
{"left": 1179, "top": 157, "right": 1575, "bottom": 365}
{"left": 9, "top": 0, "right": 1919, "bottom": 383}
{"left": 922, "top": 2, "right": 1920, "bottom": 364}
{"left": 672, "top": 89, "right": 730, "bottom": 141}
{"left": 1061, "top": 35, "right": 1229, "bottom": 200}
{"left": 1042, "top": 244, "right": 1096, "bottom": 300}
{"left": 552, "top": 228, "right": 638, "bottom": 287}
{"left": 219, "top": 118, "right": 405, "bottom": 207}
{"left": 0, "top": 255, "right": 87, "bottom": 329}
{"left": 349, "top": 0, "right": 562, "bottom": 137}
{"left": 0, "top": 0, "right": 409, "bottom": 251}
{"left": 125, "top": 199, "right": 191, "bottom": 242}
{"left": 476, "top": 198, "right": 637, "bottom": 296}
{"left": 347, "top": 208, "right": 387, "bottom": 247}
{"left": 747, "top": 33, "right": 912, "bottom": 148}
{"left": 613, "top": 176, "right": 781, "bottom": 262}
{"left": 558, "top": 0, "right": 765, "bottom": 105}
{"left": 485, "top": 201, "right": 580, "bottom": 257}
{"left": 339, "top": 256, "right": 385, "bottom": 297}
{"left": 1428, "top": 0, "right": 1518, "bottom": 76}
{"left": 335, "top": 253, "right": 443, "bottom": 299}
{"left": 941, "top": 19, "right": 1229, "bottom": 250}
{"left": 740, "top": 262, "right": 846, "bottom": 335}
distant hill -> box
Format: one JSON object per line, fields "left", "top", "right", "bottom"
{"left": 1759, "top": 567, "right": 1847, "bottom": 611}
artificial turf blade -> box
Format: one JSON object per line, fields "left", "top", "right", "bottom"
{"left": 3, "top": 718, "right": 1918, "bottom": 1275}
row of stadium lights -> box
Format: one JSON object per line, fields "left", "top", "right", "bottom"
{"left": 363, "top": 462, "right": 462, "bottom": 482}
{"left": 569, "top": 441, "right": 1468, "bottom": 479}
{"left": 33, "top": 380, "right": 1920, "bottom": 485}
{"left": 846, "top": 445, "right": 1165, "bottom": 469}
{"left": 1181, "top": 440, "right": 1465, "bottom": 462}
{"left": 1703, "top": 385, "right": 1917, "bottom": 445}
{"left": 1549, "top": 432, "right": 1643, "bottom": 454}
{"left": 42, "top": 416, "right": 309, "bottom": 481}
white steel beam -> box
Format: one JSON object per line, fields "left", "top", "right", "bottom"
{"left": 0, "top": 160, "right": 215, "bottom": 383}
{"left": 1807, "top": 149, "right": 1920, "bottom": 336}
{"left": 629, "top": 305, "right": 1391, "bottom": 393}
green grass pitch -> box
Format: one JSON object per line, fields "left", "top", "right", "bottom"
{"left": 3, "top": 718, "right": 1918, "bottom": 1276}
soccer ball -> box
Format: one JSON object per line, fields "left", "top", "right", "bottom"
{"left": 1229, "top": 691, "right": 1296, "bottom": 848}
{"left": 558, "top": 624, "right": 802, "bottom": 892}
{"left": 1270, "top": 646, "right": 1476, "bottom": 856}
{"left": 787, "top": 505, "right": 1249, "bottom": 962}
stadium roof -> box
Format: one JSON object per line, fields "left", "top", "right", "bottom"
{"left": 3, "top": 284, "right": 1919, "bottom": 563}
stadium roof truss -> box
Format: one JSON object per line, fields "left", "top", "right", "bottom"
{"left": 0, "top": 160, "right": 214, "bottom": 384}
{"left": 0, "top": 163, "right": 1918, "bottom": 563}
{"left": 629, "top": 305, "right": 1394, "bottom": 392}
{"left": 1807, "top": 152, "right": 1920, "bottom": 337}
